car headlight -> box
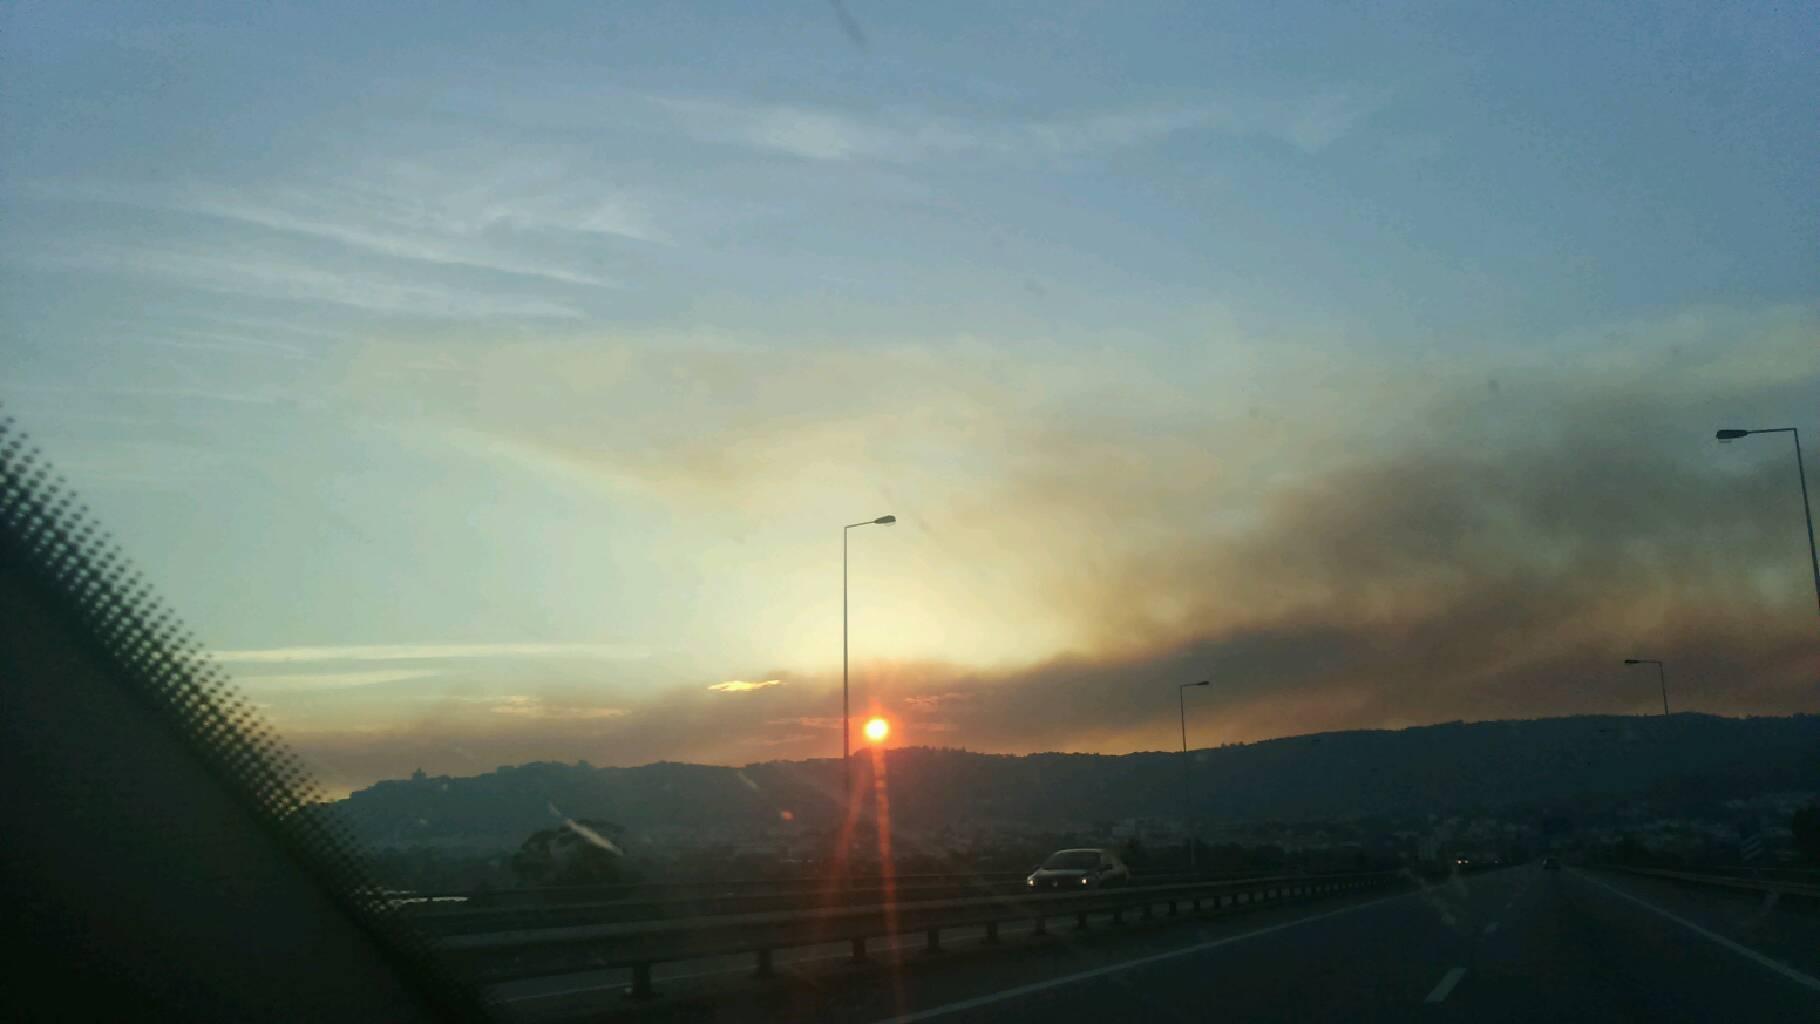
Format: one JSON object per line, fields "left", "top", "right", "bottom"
{"left": 1080, "top": 877, "right": 1089, "bottom": 884}
{"left": 1026, "top": 878, "right": 1035, "bottom": 886}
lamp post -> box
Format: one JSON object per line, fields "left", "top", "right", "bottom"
{"left": 1623, "top": 658, "right": 1669, "bottom": 716}
{"left": 843, "top": 515, "right": 895, "bottom": 803}
{"left": 1179, "top": 680, "right": 1210, "bottom": 874}
{"left": 1716, "top": 427, "right": 1820, "bottom": 621}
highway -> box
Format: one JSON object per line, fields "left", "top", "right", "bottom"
{"left": 500, "top": 865, "right": 1820, "bottom": 1022}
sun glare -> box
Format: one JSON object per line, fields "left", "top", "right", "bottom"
{"left": 863, "top": 717, "right": 890, "bottom": 743}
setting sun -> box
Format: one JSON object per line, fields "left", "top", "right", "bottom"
{"left": 863, "top": 717, "right": 890, "bottom": 743}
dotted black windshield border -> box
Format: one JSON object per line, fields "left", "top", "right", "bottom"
{"left": 0, "top": 413, "right": 494, "bottom": 1022}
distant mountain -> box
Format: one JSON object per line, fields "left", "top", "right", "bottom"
{"left": 328, "top": 714, "right": 1820, "bottom": 850}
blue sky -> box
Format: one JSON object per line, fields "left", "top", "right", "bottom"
{"left": 2, "top": 2, "right": 1815, "bottom": 793}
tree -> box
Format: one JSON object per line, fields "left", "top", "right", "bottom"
{"left": 1793, "top": 803, "right": 1820, "bottom": 865}
{"left": 511, "top": 819, "right": 626, "bottom": 887}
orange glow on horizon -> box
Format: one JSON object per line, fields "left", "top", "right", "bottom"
{"left": 863, "top": 716, "right": 890, "bottom": 743}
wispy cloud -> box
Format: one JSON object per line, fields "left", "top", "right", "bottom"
{"left": 174, "top": 187, "right": 622, "bottom": 289}
{"left": 1258, "top": 89, "right": 1396, "bottom": 153}
{"left": 655, "top": 97, "right": 1204, "bottom": 162}
{"left": 32, "top": 166, "right": 667, "bottom": 288}
{"left": 24, "top": 238, "right": 582, "bottom": 319}
{"left": 137, "top": 331, "right": 319, "bottom": 362}
{"left": 210, "top": 643, "right": 650, "bottom": 664}
{"left": 335, "top": 155, "right": 672, "bottom": 245}
{"left": 236, "top": 669, "right": 441, "bottom": 690}
{"left": 709, "top": 679, "right": 782, "bottom": 693}
{"left": 768, "top": 717, "right": 843, "bottom": 730}
{"left": 490, "top": 696, "right": 628, "bottom": 720}
{"left": 3, "top": 381, "right": 295, "bottom": 407}
{"left": 903, "top": 691, "right": 975, "bottom": 709}
{"left": 653, "top": 90, "right": 1388, "bottom": 163}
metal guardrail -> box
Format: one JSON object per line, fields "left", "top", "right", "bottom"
{"left": 408, "top": 871, "right": 1034, "bottom": 906}
{"left": 437, "top": 870, "right": 1404, "bottom": 999}
{"left": 410, "top": 880, "right": 1063, "bottom": 935}
{"left": 1604, "top": 864, "right": 1820, "bottom": 900}
{"left": 407, "top": 870, "right": 1205, "bottom": 908}
{"left": 404, "top": 872, "right": 1205, "bottom": 933}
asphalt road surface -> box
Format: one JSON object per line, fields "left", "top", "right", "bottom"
{"left": 501, "top": 865, "right": 1820, "bottom": 1023}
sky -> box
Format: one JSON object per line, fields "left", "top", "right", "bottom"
{"left": 2, "top": 1, "right": 1816, "bottom": 796}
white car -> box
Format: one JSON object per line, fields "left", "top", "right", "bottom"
{"left": 1026, "top": 848, "right": 1132, "bottom": 891}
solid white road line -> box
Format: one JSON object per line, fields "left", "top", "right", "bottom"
{"left": 1424, "top": 967, "right": 1467, "bottom": 1003}
{"left": 867, "top": 889, "right": 1418, "bottom": 1024}
{"left": 1573, "top": 869, "right": 1820, "bottom": 994}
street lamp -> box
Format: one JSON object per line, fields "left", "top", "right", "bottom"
{"left": 1716, "top": 427, "right": 1820, "bottom": 620}
{"left": 844, "top": 515, "right": 895, "bottom": 802}
{"left": 1623, "top": 658, "right": 1669, "bottom": 716}
{"left": 1179, "top": 680, "right": 1210, "bottom": 874}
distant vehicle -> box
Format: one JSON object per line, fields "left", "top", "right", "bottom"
{"left": 1027, "top": 848, "right": 1131, "bottom": 890}
{"left": 1542, "top": 856, "right": 1561, "bottom": 871}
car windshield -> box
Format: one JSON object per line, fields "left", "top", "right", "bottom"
{"left": 4, "top": 3, "right": 1818, "bottom": 1022}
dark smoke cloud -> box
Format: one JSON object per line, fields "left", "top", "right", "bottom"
{"left": 287, "top": 380, "right": 1819, "bottom": 795}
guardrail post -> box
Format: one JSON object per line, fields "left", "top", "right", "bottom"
{"left": 1033, "top": 915, "right": 1047, "bottom": 936}
{"left": 755, "top": 949, "right": 774, "bottom": 979}
{"left": 628, "top": 964, "right": 656, "bottom": 1001}
{"left": 1167, "top": 899, "right": 1178, "bottom": 917}
{"left": 1111, "top": 907, "right": 1124, "bottom": 925}
{"left": 926, "top": 928, "right": 942, "bottom": 954}
{"left": 984, "top": 921, "right": 1000, "bottom": 945}
{"left": 1076, "top": 911, "right": 1089, "bottom": 930}
{"left": 851, "top": 937, "right": 867, "bottom": 963}
{"left": 1141, "top": 901, "right": 1154, "bottom": 920}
